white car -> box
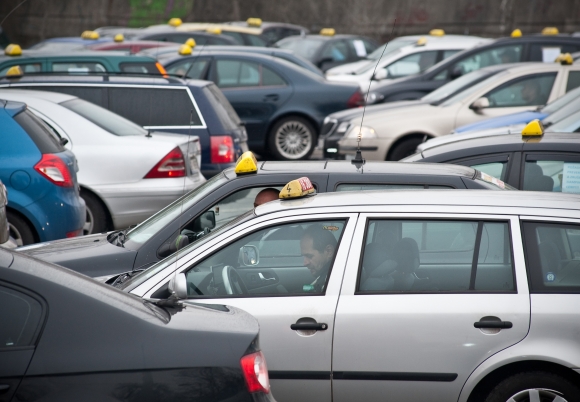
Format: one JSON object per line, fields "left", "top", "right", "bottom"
{"left": 326, "top": 35, "right": 490, "bottom": 88}
{"left": 338, "top": 62, "right": 580, "bottom": 161}
{"left": 118, "top": 186, "right": 580, "bottom": 402}
{"left": 0, "top": 89, "right": 204, "bottom": 234}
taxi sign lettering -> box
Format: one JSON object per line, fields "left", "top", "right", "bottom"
{"left": 280, "top": 177, "right": 315, "bottom": 199}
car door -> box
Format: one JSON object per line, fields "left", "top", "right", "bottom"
{"left": 0, "top": 283, "right": 45, "bottom": 402}
{"left": 520, "top": 152, "right": 580, "bottom": 193}
{"left": 333, "top": 213, "right": 530, "bottom": 402}
{"left": 135, "top": 212, "right": 358, "bottom": 402}
{"left": 455, "top": 72, "right": 560, "bottom": 128}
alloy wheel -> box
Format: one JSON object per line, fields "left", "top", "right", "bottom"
{"left": 506, "top": 388, "right": 567, "bottom": 402}
{"left": 83, "top": 205, "right": 94, "bottom": 235}
{"left": 8, "top": 222, "right": 24, "bottom": 247}
{"left": 274, "top": 120, "right": 313, "bottom": 160}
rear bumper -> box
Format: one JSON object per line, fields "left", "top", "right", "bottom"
{"left": 94, "top": 174, "right": 205, "bottom": 229}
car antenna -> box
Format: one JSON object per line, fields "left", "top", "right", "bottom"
{"left": 0, "top": 0, "right": 28, "bottom": 26}
{"left": 352, "top": 18, "right": 397, "bottom": 171}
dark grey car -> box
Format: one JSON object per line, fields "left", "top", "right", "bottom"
{"left": 0, "top": 181, "right": 8, "bottom": 247}
{"left": 0, "top": 248, "right": 275, "bottom": 402}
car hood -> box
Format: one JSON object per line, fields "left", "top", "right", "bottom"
{"left": 328, "top": 99, "right": 426, "bottom": 121}
{"left": 348, "top": 102, "right": 444, "bottom": 128}
{"left": 454, "top": 111, "right": 547, "bottom": 134}
{"left": 18, "top": 232, "right": 112, "bottom": 255}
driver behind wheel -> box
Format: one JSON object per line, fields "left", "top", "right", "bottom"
{"left": 300, "top": 225, "right": 337, "bottom": 292}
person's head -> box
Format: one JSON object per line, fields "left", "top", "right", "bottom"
{"left": 521, "top": 80, "right": 541, "bottom": 104}
{"left": 300, "top": 225, "right": 337, "bottom": 277}
{"left": 254, "top": 188, "right": 279, "bottom": 208}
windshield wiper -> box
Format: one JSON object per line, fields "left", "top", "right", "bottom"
{"left": 115, "top": 225, "right": 137, "bottom": 247}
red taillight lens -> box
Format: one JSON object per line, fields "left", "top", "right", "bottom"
{"left": 144, "top": 147, "right": 186, "bottom": 179}
{"left": 210, "top": 136, "right": 235, "bottom": 164}
{"left": 240, "top": 351, "right": 270, "bottom": 394}
{"left": 66, "top": 229, "right": 82, "bottom": 238}
{"left": 347, "top": 90, "right": 365, "bottom": 108}
{"left": 34, "top": 154, "right": 73, "bottom": 187}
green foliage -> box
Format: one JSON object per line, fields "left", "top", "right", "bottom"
{"left": 128, "top": 0, "right": 190, "bottom": 27}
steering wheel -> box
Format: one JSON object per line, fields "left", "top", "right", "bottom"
{"left": 222, "top": 265, "right": 249, "bottom": 295}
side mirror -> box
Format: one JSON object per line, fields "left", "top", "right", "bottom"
{"left": 318, "top": 57, "right": 333, "bottom": 69}
{"left": 168, "top": 272, "right": 188, "bottom": 300}
{"left": 373, "top": 69, "right": 388, "bottom": 81}
{"left": 470, "top": 97, "right": 490, "bottom": 111}
{"left": 192, "top": 210, "right": 216, "bottom": 232}
{"left": 239, "top": 245, "right": 260, "bottom": 266}
{"left": 449, "top": 65, "right": 464, "bottom": 80}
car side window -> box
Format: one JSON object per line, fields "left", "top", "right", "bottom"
{"left": 566, "top": 71, "right": 580, "bottom": 93}
{"left": 529, "top": 43, "right": 580, "bottom": 62}
{"left": 523, "top": 159, "right": 580, "bottom": 193}
{"left": 215, "top": 60, "right": 260, "bottom": 88}
{"left": 221, "top": 31, "right": 244, "bottom": 45}
{"left": 261, "top": 66, "right": 286, "bottom": 86}
{"left": 51, "top": 62, "right": 106, "bottom": 73}
{"left": 357, "top": 219, "right": 514, "bottom": 293}
{"left": 385, "top": 51, "right": 439, "bottom": 78}
{"left": 0, "top": 285, "right": 43, "bottom": 349}
{"left": 165, "top": 59, "right": 209, "bottom": 79}
{"left": 321, "top": 41, "right": 349, "bottom": 62}
{"left": 522, "top": 221, "right": 580, "bottom": 292}
{"left": 452, "top": 45, "right": 523, "bottom": 76}
{"left": 184, "top": 219, "right": 346, "bottom": 297}
{"left": 0, "top": 63, "right": 41, "bottom": 75}
{"left": 484, "top": 73, "right": 556, "bottom": 108}
{"left": 336, "top": 183, "right": 453, "bottom": 191}
{"left": 26, "top": 85, "right": 106, "bottom": 106}
{"left": 470, "top": 162, "right": 508, "bottom": 181}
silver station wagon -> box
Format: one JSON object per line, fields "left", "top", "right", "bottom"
{"left": 119, "top": 185, "right": 580, "bottom": 402}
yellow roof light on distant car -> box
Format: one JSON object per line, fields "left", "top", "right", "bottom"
{"left": 114, "top": 33, "right": 124, "bottom": 42}
{"left": 279, "top": 177, "right": 316, "bottom": 199}
{"left": 320, "top": 28, "right": 335, "bottom": 36}
{"left": 4, "top": 44, "right": 22, "bottom": 56}
{"left": 511, "top": 29, "right": 522, "bottom": 37}
{"left": 234, "top": 151, "right": 258, "bottom": 175}
{"left": 521, "top": 119, "right": 544, "bottom": 137}
{"left": 178, "top": 44, "right": 192, "bottom": 55}
{"left": 168, "top": 18, "right": 182, "bottom": 27}
{"left": 185, "top": 38, "right": 196, "bottom": 48}
{"left": 416, "top": 37, "right": 428, "bottom": 46}
{"left": 555, "top": 53, "right": 573, "bottom": 65}
{"left": 5, "top": 65, "right": 23, "bottom": 77}
{"left": 247, "top": 17, "right": 262, "bottom": 27}
{"left": 206, "top": 27, "right": 222, "bottom": 35}
{"left": 542, "top": 27, "right": 559, "bottom": 35}
{"left": 81, "top": 30, "right": 100, "bottom": 40}
{"left": 429, "top": 29, "right": 445, "bottom": 36}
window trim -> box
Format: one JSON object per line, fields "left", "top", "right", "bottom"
{"left": 333, "top": 181, "right": 457, "bottom": 191}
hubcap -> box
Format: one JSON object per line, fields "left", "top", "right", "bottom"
{"left": 8, "top": 222, "right": 24, "bottom": 247}
{"left": 507, "top": 388, "right": 567, "bottom": 402}
{"left": 83, "top": 205, "right": 94, "bottom": 235}
{"left": 275, "top": 121, "right": 312, "bottom": 160}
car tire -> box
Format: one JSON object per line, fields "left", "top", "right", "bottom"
{"left": 7, "top": 211, "right": 36, "bottom": 246}
{"left": 484, "top": 371, "right": 580, "bottom": 402}
{"left": 388, "top": 136, "right": 425, "bottom": 161}
{"left": 81, "top": 190, "right": 109, "bottom": 235}
{"left": 268, "top": 116, "right": 316, "bottom": 160}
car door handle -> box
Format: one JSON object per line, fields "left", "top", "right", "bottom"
{"left": 291, "top": 322, "right": 328, "bottom": 331}
{"left": 263, "top": 94, "right": 279, "bottom": 102}
{"left": 258, "top": 273, "right": 275, "bottom": 281}
{"left": 0, "top": 384, "right": 10, "bottom": 394}
{"left": 474, "top": 320, "right": 513, "bottom": 329}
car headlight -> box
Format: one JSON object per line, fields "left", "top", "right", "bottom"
{"left": 336, "top": 121, "right": 350, "bottom": 133}
{"left": 346, "top": 125, "right": 378, "bottom": 139}
{"left": 365, "top": 92, "right": 385, "bottom": 105}
{"left": 323, "top": 116, "right": 335, "bottom": 125}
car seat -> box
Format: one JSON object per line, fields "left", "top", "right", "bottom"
{"left": 524, "top": 163, "right": 554, "bottom": 192}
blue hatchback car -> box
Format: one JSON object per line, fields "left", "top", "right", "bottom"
{"left": 0, "top": 100, "right": 84, "bottom": 245}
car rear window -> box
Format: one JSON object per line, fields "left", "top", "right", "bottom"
{"left": 203, "top": 84, "right": 242, "bottom": 130}
{"left": 119, "top": 62, "right": 160, "bottom": 75}
{"left": 14, "top": 109, "right": 64, "bottom": 153}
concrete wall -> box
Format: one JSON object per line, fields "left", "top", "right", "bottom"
{"left": 3, "top": 0, "right": 580, "bottom": 47}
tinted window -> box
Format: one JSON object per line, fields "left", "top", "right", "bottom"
{"left": 523, "top": 160, "right": 580, "bottom": 193}
{"left": 336, "top": 183, "right": 452, "bottom": 191}
{"left": 452, "top": 45, "right": 523, "bottom": 76}
{"left": 119, "top": 62, "right": 159, "bottom": 74}
{"left": 52, "top": 62, "right": 106, "bottom": 73}
{"left": 14, "top": 110, "right": 64, "bottom": 153}
{"left": 386, "top": 51, "right": 439, "bottom": 78}
{"left": 247, "top": 34, "right": 267, "bottom": 46}
{"left": 262, "top": 66, "right": 286, "bottom": 86}
{"left": 485, "top": 73, "right": 556, "bottom": 107}
{"left": 166, "top": 59, "right": 209, "bottom": 79}
{"left": 203, "top": 84, "right": 242, "bottom": 130}
{"left": 470, "top": 161, "right": 508, "bottom": 181}
{"left": 358, "top": 219, "right": 514, "bottom": 293}
{"left": 321, "top": 41, "right": 349, "bottom": 62}
{"left": 277, "top": 38, "right": 324, "bottom": 60}
{"left": 215, "top": 60, "right": 260, "bottom": 88}
{"left": 523, "top": 221, "right": 580, "bottom": 292}
{"left": 108, "top": 87, "right": 202, "bottom": 127}
{"left": 566, "top": 71, "right": 580, "bottom": 93}
{"left": 529, "top": 43, "right": 580, "bottom": 62}
{"left": 0, "top": 285, "right": 43, "bottom": 349}
{"left": 0, "top": 63, "right": 41, "bottom": 75}
{"left": 221, "top": 31, "right": 245, "bottom": 45}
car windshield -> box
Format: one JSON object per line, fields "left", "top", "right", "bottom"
{"left": 120, "top": 209, "right": 256, "bottom": 292}
{"left": 60, "top": 98, "right": 148, "bottom": 136}
{"left": 276, "top": 38, "right": 324, "bottom": 60}
{"left": 122, "top": 172, "right": 230, "bottom": 249}
{"left": 422, "top": 69, "right": 498, "bottom": 105}
{"left": 438, "top": 70, "right": 510, "bottom": 107}
{"left": 367, "top": 40, "right": 415, "bottom": 60}
{"left": 354, "top": 48, "right": 402, "bottom": 74}
{"left": 548, "top": 110, "right": 580, "bottom": 132}
{"left": 542, "top": 86, "right": 580, "bottom": 125}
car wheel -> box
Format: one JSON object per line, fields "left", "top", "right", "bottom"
{"left": 388, "top": 136, "right": 425, "bottom": 161}
{"left": 484, "top": 371, "right": 580, "bottom": 402}
{"left": 7, "top": 211, "right": 35, "bottom": 246}
{"left": 81, "top": 190, "right": 109, "bottom": 235}
{"left": 269, "top": 116, "right": 316, "bottom": 160}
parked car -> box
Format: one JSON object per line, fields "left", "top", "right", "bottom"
{"left": 88, "top": 39, "right": 178, "bottom": 54}
{"left": 275, "top": 31, "right": 379, "bottom": 71}
{"left": 225, "top": 19, "right": 309, "bottom": 45}
{"left": 112, "top": 187, "right": 580, "bottom": 402}
{"left": 176, "top": 23, "right": 269, "bottom": 46}
{"left": 161, "top": 50, "right": 363, "bottom": 159}
{"left": 0, "top": 74, "right": 248, "bottom": 178}
{"left": 28, "top": 35, "right": 113, "bottom": 52}
{"left": 0, "top": 247, "right": 275, "bottom": 402}
{"left": 0, "top": 180, "right": 13, "bottom": 248}
{"left": 0, "top": 89, "right": 204, "bottom": 234}
{"left": 17, "top": 152, "right": 511, "bottom": 278}
{"left": 0, "top": 99, "right": 84, "bottom": 245}
{"left": 368, "top": 33, "right": 580, "bottom": 104}
{"left": 338, "top": 62, "right": 580, "bottom": 161}
{"left": 129, "top": 31, "right": 239, "bottom": 46}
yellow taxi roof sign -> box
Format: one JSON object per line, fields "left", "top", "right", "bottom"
{"left": 320, "top": 28, "right": 335, "bottom": 36}
{"left": 81, "top": 30, "right": 100, "bottom": 40}
{"left": 280, "top": 177, "right": 315, "bottom": 199}
{"left": 235, "top": 151, "right": 258, "bottom": 175}
{"left": 247, "top": 17, "right": 262, "bottom": 27}
{"left": 206, "top": 27, "right": 222, "bottom": 35}
{"left": 4, "top": 44, "right": 22, "bottom": 56}
{"left": 542, "top": 27, "right": 559, "bottom": 35}
{"left": 429, "top": 29, "right": 445, "bottom": 36}
{"left": 511, "top": 29, "right": 522, "bottom": 38}
{"left": 114, "top": 33, "right": 124, "bottom": 42}
{"left": 555, "top": 53, "right": 573, "bottom": 65}
{"left": 416, "top": 37, "right": 427, "bottom": 46}
{"left": 178, "top": 44, "right": 192, "bottom": 55}
{"left": 5, "top": 65, "right": 23, "bottom": 77}
{"left": 185, "top": 38, "right": 196, "bottom": 48}
{"left": 169, "top": 18, "right": 182, "bottom": 27}
{"left": 521, "top": 119, "right": 544, "bottom": 136}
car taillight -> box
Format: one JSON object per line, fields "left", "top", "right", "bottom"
{"left": 347, "top": 89, "right": 365, "bottom": 108}
{"left": 34, "top": 154, "right": 73, "bottom": 187}
{"left": 144, "top": 147, "right": 186, "bottom": 178}
{"left": 240, "top": 351, "right": 270, "bottom": 394}
{"left": 66, "top": 229, "right": 82, "bottom": 238}
{"left": 210, "top": 136, "right": 235, "bottom": 164}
